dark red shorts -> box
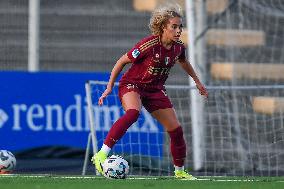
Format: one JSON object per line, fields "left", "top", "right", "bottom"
{"left": 118, "top": 83, "right": 173, "bottom": 113}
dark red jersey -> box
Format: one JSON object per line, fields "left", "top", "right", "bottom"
{"left": 120, "top": 35, "right": 186, "bottom": 89}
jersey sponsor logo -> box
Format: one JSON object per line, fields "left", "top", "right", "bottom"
{"left": 148, "top": 66, "right": 170, "bottom": 75}
{"left": 132, "top": 49, "right": 140, "bottom": 59}
{"left": 152, "top": 57, "right": 160, "bottom": 63}
{"left": 152, "top": 53, "right": 160, "bottom": 63}
{"left": 153, "top": 59, "right": 160, "bottom": 63}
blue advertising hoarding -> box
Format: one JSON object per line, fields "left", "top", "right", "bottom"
{"left": 0, "top": 71, "right": 164, "bottom": 157}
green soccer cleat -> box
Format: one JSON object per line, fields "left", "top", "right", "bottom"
{"left": 174, "top": 170, "right": 197, "bottom": 180}
{"left": 91, "top": 151, "right": 107, "bottom": 175}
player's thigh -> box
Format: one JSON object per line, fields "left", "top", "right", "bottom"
{"left": 142, "top": 89, "right": 173, "bottom": 113}
{"left": 121, "top": 91, "right": 142, "bottom": 111}
{"left": 151, "top": 108, "right": 181, "bottom": 131}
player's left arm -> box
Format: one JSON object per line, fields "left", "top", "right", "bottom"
{"left": 177, "top": 58, "right": 208, "bottom": 97}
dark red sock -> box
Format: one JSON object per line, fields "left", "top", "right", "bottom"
{"left": 104, "top": 109, "right": 140, "bottom": 148}
{"left": 168, "top": 126, "right": 186, "bottom": 167}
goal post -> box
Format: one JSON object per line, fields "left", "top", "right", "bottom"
{"left": 183, "top": 0, "right": 284, "bottom": 176}
{"left": 83, "top": 80, "right": 284, "bottom": 176}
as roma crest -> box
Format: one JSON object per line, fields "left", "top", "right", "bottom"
{"left": 165, "top": 57, "right": 170, "bottom": 65}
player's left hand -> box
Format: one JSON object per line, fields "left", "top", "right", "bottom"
{"left": 196, "top": 82, "right": 208, "bottom": 98}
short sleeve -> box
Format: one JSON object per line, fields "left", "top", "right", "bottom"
{"left": 127, "top": 36, "right": 159, "bottom": 64}
{"left": 127, "top": 42, "right": 145, "bottom": 64}
{"left": 178, "top": 45, "right": 186, "bottom": 61}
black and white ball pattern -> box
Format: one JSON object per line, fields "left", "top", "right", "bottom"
{"left": 102, "top": 155, "right": 129, "bottom": 179}
{"left": 0, "top": 150, "right": 16, "bottom": 174}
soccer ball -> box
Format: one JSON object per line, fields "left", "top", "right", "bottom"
{"left": 102, "top": 155, "right": 129, "bottom": 179}
{"left": 0, "top": 150, "right": 16, "bottom": 174}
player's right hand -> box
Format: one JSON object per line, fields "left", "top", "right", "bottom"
{"left": 98, "top": 87, "right": 112, "bottom": 106}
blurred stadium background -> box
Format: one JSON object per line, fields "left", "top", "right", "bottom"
{"left": 0, "top": 0, "right": 284, "bottom": 177}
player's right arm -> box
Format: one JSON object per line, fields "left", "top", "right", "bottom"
{"left": 98, "top": 36, "right": 152, "bottom": 105}
{"left": 98, "top": 54, "right": 131, "bottom": 105}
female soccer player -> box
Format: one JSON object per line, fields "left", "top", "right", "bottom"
{"left": 92, "top": 4, "right": 208, "bottom": 179}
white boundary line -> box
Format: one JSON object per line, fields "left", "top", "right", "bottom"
{"left": 0, "top": 174, "right": 284, "bottom": 182}
{"left": 195, "top": 178, "right": 284, "bottom": 182}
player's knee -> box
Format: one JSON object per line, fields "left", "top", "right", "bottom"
{"left": 125, "top": 109, "right": 140, "bottom": 123}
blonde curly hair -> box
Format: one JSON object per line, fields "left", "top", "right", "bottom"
{"left": 149, "top": 4, "right": 183, "bottom": 36}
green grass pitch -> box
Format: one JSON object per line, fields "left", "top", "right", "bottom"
{"left": 0, "top": 175, "right": 284, "bottom": 189}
